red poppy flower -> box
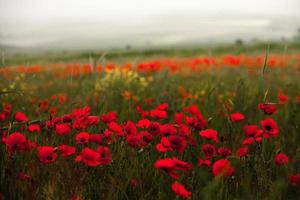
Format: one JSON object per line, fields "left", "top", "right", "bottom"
{"left": 178, "top": 124, "right": 191, "bottom": 138}
{"left": 150, "top": 109, "right": 167, "bottom": 120}
{"left": 136, "top": 119, "right": 151, "bottom": 129}
{"left": 148, "top": 122, "right": 161, "bottom": 136}
{"left": 156, "top": 145, "right": 168, "bottom": 154}
{"left": 145, "top": 97, "right": 153, "bottom": 105}
{"left": 258, "top": 103, "right": 277, "bottom": 115}
{"left": 130, "top": 179, "right": 140, "bottom": 187}
{"left": 199, "top": 129, "right": 219, "bottom": 143}
{"left": 75, "top": 147, "right": 101, "bottom": 167}
{"left": 72, "top": 116, "right": 89, "bottom": 130}
{"left": 289, "top": 174, "right": 300, "bottom": 186}
{"left": 18, "top": 172, "right": 31, "bottom": 181}
{"left": 154, "top": 157, "right": 192, "bottom": 179}
{"left": 55, "top": 123, "right": 71, "bottom": 136}
{"left": 169, "top": 135, "right": 187, "bottom": 154}
{"left": 160, "top": 124, "right": 177, "bottom": 136}
{"left": 197, "top": 158, "right": 211, "bottom": 167}
{"left": 155, "top": 103, "right": 169, "bottom": 110}
{"left": 37, "top": 146, "right": 57, "bottom": 164}
{"left": 185, "top": 116, "right": 197, "bottom": 127}
{"left": 108, "top": 122, "right": 124, "bottom": 137}
{"left": 100, "top": 111, "right": 117, "bottom": 124}
{"left": 218, "top": 147, "right": 232, "bottom": 157}
{"left": 72, "top": 106, "right": 91, "bottom": 118}
{"left": 3, "top": 103, "right": 12, "bottom": 113}
{"left": 171, "top": 182, "right": 191, "bottom": 199}
{"left": 135, "top": 106, "right": 149, "bottom": 118}
{"left": 242, "top": 137, "right": 255, "bottom": 146}
{"left": 53, "top": 117, "right": 64, "bottom": 124}
{"left": 27, "top": 139, "right": 37, "bottom": 149}
{"left": 185, "top": 114, "right": 207, "bottom": 130}
{"left": 2, "top": 131, "right": 9, "bottom": 140}
{"left": 3, "top": 132, "right": 27, "bottom": 153}
{"left": 69, "top": 195, "right": 83, "bottom": 200}
{"left": 57, "top": 145, "right": 76, "bottom": 157}
{"left": 140, "top": 131, "right": 154, "bottom": 144}
{"left": 260, "top": 118, "right": 279, "bottom": 138}
{"left": 0, "top": 112, "right": 7, "bottom": 121}
{"left": 28, "top": 124, "right": 41, "bottom": 133}
{"left": 278, "top": 90, "right": 288, "bottom": 104}
{"left": 89, "top": 134, "right": 104, "bottom": 144}
{"left": 156, "top": 137, "right": 171, "bottom": 153}
{"left": 243, "top": 125, "right": 260, "bottom": 137}
{"left": 96, "top": 146, "right": 112, "bottom": 165}
{"left": 212, "top": 159, "right": 234, "bottom": 177}
{"left": 174, "top": 113, "right": 184, "bottom": 124}
{"left": 126, "top": 134, "right": 144, "bottom": 148}
{"left": 103, "top": 129, "right": 113, "bottom": 144}
{"left": 14, "top": 112, "right": 27, "bottom": 123}
{"left": 183, "top": 104, "right": 201, "bottom": 115}
{"left": 255, "top": 137, "right": 262, "bottom": 143}
{"left": 123, "top": 120, "right": 137, "bottom": 135}
{"left": 202, "top": 144, "right": 217, "bottom": 159}
{"left": 275, "top": 153, "right": 289, "bottom": 166}
{"left": 236, "top": 147, "right": 248, "bottom": 157}
{"left": 75, "top": 132, "right": 90, "bottom": 144}
{"left": 230, "top": 112, "right": 245, "bottom": 122}
{"left": 62, "top": 114, "right": 73, "bottom": 122}
{"left": 87, "top": 116, "right": 100, "bottom": 126}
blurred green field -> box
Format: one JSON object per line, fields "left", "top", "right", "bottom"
{"left": 2, "top": 42, "right": 300, "bottom": 66}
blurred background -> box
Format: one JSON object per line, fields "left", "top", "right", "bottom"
{"left": 0, "top": 0, "right": 300, "bottom": 54}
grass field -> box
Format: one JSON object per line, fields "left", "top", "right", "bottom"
{"left": 1, "top": 43, "right": 300, "bottom": 199}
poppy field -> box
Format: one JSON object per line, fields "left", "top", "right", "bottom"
{"left": 1, "top": 47, "right": 300, "bottom": 199}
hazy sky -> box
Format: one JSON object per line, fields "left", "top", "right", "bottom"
{"left": 1, "top": 0, "right": 300, "bottom": 24}
{"left": 0, "top": 0, "right": 300, "bottom": 50}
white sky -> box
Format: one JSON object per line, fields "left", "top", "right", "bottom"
{"left": 1, "top": 0, "right": 299, "bottom": 24}
{"left": 0, "top": 0, "right": 300, "bottom": 49}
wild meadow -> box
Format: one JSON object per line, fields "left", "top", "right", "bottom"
{"left": 1, "top": 45, "right": 300, "bottom": 199}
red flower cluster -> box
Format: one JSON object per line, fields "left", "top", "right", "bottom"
{"left": 1, "top": 96, "right": 299, "bottom": 199}
{"left": 3, "top": 132, "right": 36, "bottom": 154}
